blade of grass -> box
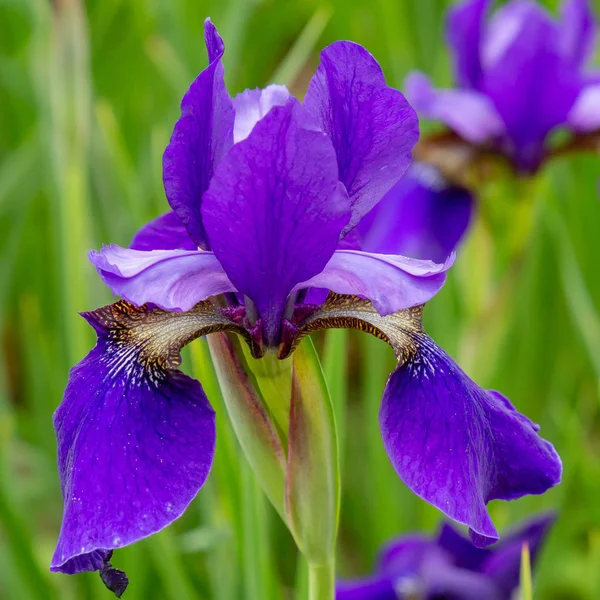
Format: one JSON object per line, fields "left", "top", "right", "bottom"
{"left": 520, "top": 543, "right": 533, "bottom": 600}
{"left": 270, "top": 5, "right": 332, "bottom": 87}
{"left": 544, "top": 201, "right": 600, "bottom": 379}
{"left": 322, "top": 329, "right": 348, "bottom": 473}
{"left": 46, "top": 0, "right": 95, "bottom": 364}
{"left": 144, "top": 529, "right": 199, "bottom": 600}
{"left": 0, "top": 424, "right": 58, "bottom": 600}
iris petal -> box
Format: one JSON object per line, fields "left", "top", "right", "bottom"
{"left": 420, "top": 563, "right": 502, "bottom": 600}
{"left": 130, "top": 211, "right": 196, "bottom": 251}
{"left": 559, "top": 0, "right": 596, "bottom": 68}
{"left": 233, "top": 84, "right": 290, "bottom": 143}
{"left": 90, "top": 245, "right": 235, "bottom": 312}
{"left": 283, "top": 294, "right": 561, "bottom": 548}
{"left": 296, "top": 250, "right": 452, "bottom": 317}
{"left": 357, "top": 164, "right": 474, "bottom": 263}
{"left": 376, "top": 534, "right": 433, "bottom": 577}
{"left": 51, "top": 302, "right": 224, "bottom": 575}
{"left": 478, "top": 514, "right": 555, "bottom": 595}
{"left": 380, "top": 338, "right": 562, "bottom": 547}
{"left": 568, "top": 83, "right": 600, "bottom": 131}
{"left": 304, "top": 41, "right": 418, "bottom": 234}
{"left": 405, "top": 72, "right": 505, "bottom": 145}
{"left": 335, "top": 576, "right": 399, "bottom": 600}
{"left": 162, "top": 19, "right": 234, "bottom": 248}
{"left": 202, "top": 98, "right": 350, "bottom": 343}
{"left": 446, "top": 0, "right": 491, "bottom": 89}
{"left": 480, "top": 1, "right": 580, "bottom": 170}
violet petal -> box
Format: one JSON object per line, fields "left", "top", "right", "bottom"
{"left": 130, "top": 211, "right": 196, "bottom": 251}
{"left": 296, "top": 250, "right": 452, "bottom": 316}
{"left": 202, "top": 99, "right": 350, "bottom": 343}
{"left": 559, "top": 0, "right": 596, "bottom": 67}
{"left": 405, "top": 72, "right": 505, "bottom": 144}
{"left": 446, "top": 0, "right": 491, "bottom": 89}
{"left": 50, "top": 324, "right": 215, "bottom": 574}
{"left": 162, "top": 19, "right": 234, "bottom": 248}
{"left": 304, "top": 41, "right": 418, "bottom": 234}
{"left": 90, "top": 245, "right": 235, "bottom": 311}
{"left": 357, "top": 164, "right": 474, "bottom": 263}
{"left": 379, "top": 337, "right": 562, "bottom": 547}
{"left": 233, "top": 84, "right": 290, "bottom": 142}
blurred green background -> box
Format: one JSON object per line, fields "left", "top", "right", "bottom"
{"left": 1, "top": 0, "right": 599, "bottom": 598}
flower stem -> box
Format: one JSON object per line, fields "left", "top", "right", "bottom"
{"left": 308, "top": 561, "right": 335, "bottom": 600}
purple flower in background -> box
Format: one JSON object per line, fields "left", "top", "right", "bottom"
{"left": 357, "top": 163, "right": 474, "bottom": 263}
{"left": 407, "top": 0, "right": 600, "bottom": 173}
{"left": 51, "top": 19, "right": 561, "bottom": 595}
{"left": 337, "top": 514, "right": 555, "bottom": 600}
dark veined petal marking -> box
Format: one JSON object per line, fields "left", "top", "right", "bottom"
{"left": 51, "top": 300, "right": 261, "bottom": 588}
{"left": 279, "top": 292, "right": 424, "bottom": 361}
{"left": 282, "top": 294, "right": 561, "bottom": 546}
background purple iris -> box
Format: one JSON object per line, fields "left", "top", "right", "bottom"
{"left": 336, "top": 514, "right": 554, "bottom": 600}
{"left": 406, "top": 0, "right": 600, "bottom": 172}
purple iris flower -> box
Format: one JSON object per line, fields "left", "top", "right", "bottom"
{"left": 406, "top": 0, "right": 600, "bottom": 173}
{"left": 336, "top": 513, "right": 555, "bottom": 600}
{"left": 356, "top": 163, "right": 474, "bottom": 263}
{"left": 51, "top": 19, "right": 561, "bottom": 595}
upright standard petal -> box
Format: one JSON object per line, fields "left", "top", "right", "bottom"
{"left": 559, "top": 0, "right": 596, "bottom": 68}
{"left": 202, "top": 99, "right": 350, "bottom": 343}
{"left": 130, "top": 211, "right": 196, "bottom": 251}
{"left": 405, "top": 72, "right": 505, "bottom": 145}
{"left": 380, "top": 337, "right": 562, "bottom": 546}
{"left": 304, "top": 41, "right": 418, "bottom": 233}
{"left": 90, "top": 245, "right": 236, "bottom": 311}
{"left": 447, "top": 0, "right": 491, "bottom": 88}
{"left": 296, "top": 250, "right": 452, "bottom": 317}
{"left": 480, "top": 1, "right": 580, "bottom": 170}
{"left": 357, "top": 164, "right": 474, "bottom": 263}
{"left": 233, "top": 84, "right": 291, "bottom": 143}
{"left": 50, "top": 301, "right": 233, "bottom": 577}
{"left": 162, "top": 19, "right": 234, "bottom": 248}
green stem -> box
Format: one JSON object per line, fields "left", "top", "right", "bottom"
{"left": 308, "top": 561, "right": 335, "bottom": 600}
